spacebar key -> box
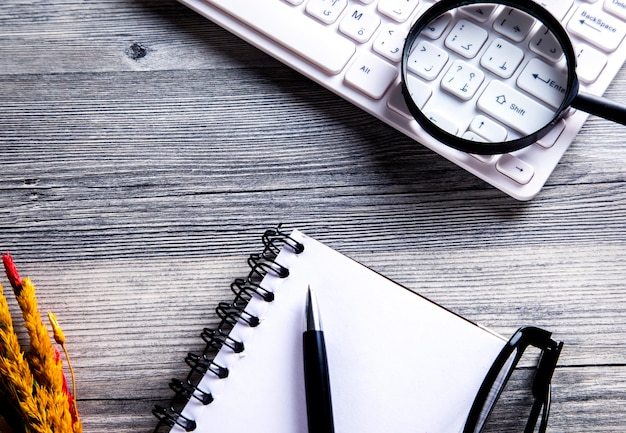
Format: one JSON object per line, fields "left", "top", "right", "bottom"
{"left": 205, "top": 0, "right": 356, "bottom": 74}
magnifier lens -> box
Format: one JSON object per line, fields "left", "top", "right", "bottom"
{"left": 402, "top": 2, "right": 574, "bottom": 154}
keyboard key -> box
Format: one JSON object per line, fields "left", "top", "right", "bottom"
{"left": 529, "top": 26, "right": 565, "bottom": 63}
{"left": 306, "top": 0, "right": 348, "bottom": 24}
{"left": 377, "top": 0, "right": 420, "bottom": 23}
{"left": 605, "top": 0, "right": 626, "bottom": 20}
{"left": 206, "top": 0, "right": 356, "bottom": 75}
{"left": 441, "top": 60, "right": 484, "bottom": 100}
{"left": 477, "top": 80, "right": 555, "bottom": 135}
{"left": 517, "top": 58, "right": 569, "bottom": 108}
{"left": 493, "top": 7, "right": 536, "bottom": 42}
{"left": 387, "top": 83, "right": 412, "bottom": 118}
{"left": 420, "top": 13, "right": 452, "bottom": 39}
{"left": 496, "top": 154, "right": 535, "bottom": 184}
{"left": 470, "top": 115, "right": 508, "bottom": 142}
{"left": 575, "top": 43, "right": 608, "bottom": 83}
{"left": 470, "top": 152, "right": 497, "bottom": 163}
{"left": 407, "top": 40, "right": 449, "bottom": 80}
{"left": 462, "top": 131, "right": 486, "bottom": 141}
{"left": 532, "top": 0, "right": 574, "bottom": 21}
{"left": 373, "top": 24, "right": 406, "bottom": 63}
{"left": 344, "top": 52, "right": 398, "bottom": 99}
{"left": 339, "top": 7, "right": 381, "bottom": 43}
{"left": 567, "top": 5, "right": 626, "bottom": 51}
{"left": 445, "top": 19, "right": 489, "bottom": 58}
{"left": 480, "top": 38, "right": 525, "bottom": 78}
{"left": 537, "top": 119, "right": 566, "bottom": 148}
{"left": 423, "top": 111, "right": 459, "bottom": 135}
{"left": 403, "top": 75, "right": 432, "bottom": 110}
{"left": 459, "top": 5, "right": 497, "bottom": 23}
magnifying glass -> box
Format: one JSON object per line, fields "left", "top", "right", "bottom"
{"left": 401, "top": 0, "right": 626, "bottom": 155}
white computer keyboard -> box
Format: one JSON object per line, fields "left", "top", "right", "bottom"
{"left": 178, "top": 0, "right": 626, "bottom": 200}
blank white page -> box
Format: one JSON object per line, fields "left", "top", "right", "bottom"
{"left": 173, "top": 230, "right": 505, "bottom": 433}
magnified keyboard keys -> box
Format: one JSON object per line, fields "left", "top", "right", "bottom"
{"left": 423, "top": 112, "right": 459, "bottom": 135}
{"left": 529, "top": 26, "right": 565, "bottom": 63}
{"left": 441, "top": 60, "right": 484, "bottom": 100}
{"left": 517, "top": 58, "right": 569, "bottom": 108}
{"left": 206, "top": 0, "right": 356, "bottom": 74}
{"left": 404, "top": 75, "right": 432, "bottom": 109}
{"left": 408, "top": 41, "right": 449, "bottom": 80}
{"left": 420, "top": 13, "right": 453, "bottom": 39}
{"left": 459, "top": 5, "right": 497, "bottom": 23}
{"left": 493, "top": 7, "right": 536, "bottom": 42}
{"left": 469, "top": 115, "right": 508, "bottom": 142}
{"left": 477, "top": 81, "right": 554, "bottom": 135}
{"left": 445, "top": 19, "right": 489, "bottom": 58}
{"left": 480, "top": 38, "right": 525, "bottom": 79}
{"left": 532, "top": 0, "right": 574, "bottom": 21}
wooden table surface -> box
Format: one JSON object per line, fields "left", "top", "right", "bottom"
{"left": 1, "top": 1, "right": 624, "bottom": 432}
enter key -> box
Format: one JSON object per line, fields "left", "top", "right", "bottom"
{"left": 517, "top": 58, "right": 569, "bottom": 109}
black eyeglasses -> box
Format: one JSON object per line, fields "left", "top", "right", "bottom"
{"left": 464, "top": 326, "right": 563, "bottom": 433}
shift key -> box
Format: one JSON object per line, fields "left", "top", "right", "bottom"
{"left": 477, "top": 81, "right": 555, "bottom": 136}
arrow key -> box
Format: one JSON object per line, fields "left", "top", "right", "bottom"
{"left": 496, "top": 154, "right": 534, "bottom": 185}
{"left": 469, "top": 115, "right": 508, "bottom": 142}
{"left": 493, "top": 7, "right": 536, "bottom": 42}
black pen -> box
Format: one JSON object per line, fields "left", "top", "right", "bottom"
{"left": 303, "top": 285, "right": 335, "bottom": 433}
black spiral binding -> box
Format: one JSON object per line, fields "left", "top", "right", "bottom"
{"left": 153, "top": 227, "right": 304, "bottom": 432}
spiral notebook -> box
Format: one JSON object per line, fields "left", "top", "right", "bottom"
{"left": 154, "top": 228, "right": 507, "bottom": 433}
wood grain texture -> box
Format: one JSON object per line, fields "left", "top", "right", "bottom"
{"left": 1, "top": 0, "right": 625, "bottom": 432}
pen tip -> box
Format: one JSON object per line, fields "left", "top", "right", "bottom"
{"left": 305, "top": 285, "right": 321, "bottom": 331}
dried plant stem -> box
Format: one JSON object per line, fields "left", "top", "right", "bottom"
{"left": 12, "top": 278, "right": 74, "bottom": 432}
{"left": 2, "top": 253, "right": 82, "bottom": 433}
{"left": 0, "top": 284, "right": 51, "bottom": 433}
{"left": 61, "top": 344, "right": 77, "bottom": 410}
{"left": 48, "top": 312, "right": 79, "bottom": 425}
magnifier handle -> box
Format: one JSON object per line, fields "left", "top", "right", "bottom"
{"left": 571, "top": 92, "right": 626, "bottom": 126}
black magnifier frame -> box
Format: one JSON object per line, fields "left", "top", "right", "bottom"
{"left": 401, "top": 0, "right": 579, "bottom": 155}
